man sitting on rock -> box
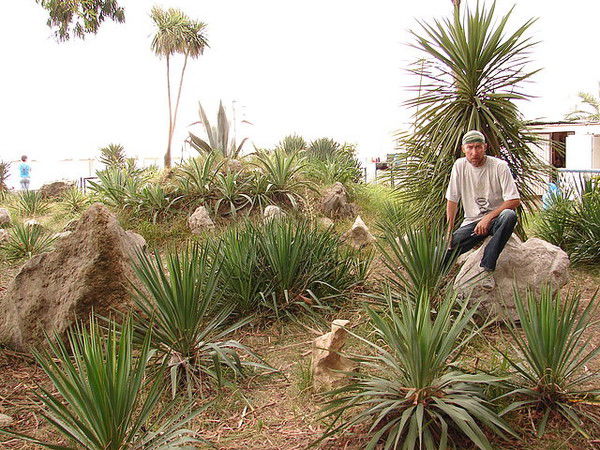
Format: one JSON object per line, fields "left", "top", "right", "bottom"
{"left": 445, "top": 130, "right": 520, "bottom": 291}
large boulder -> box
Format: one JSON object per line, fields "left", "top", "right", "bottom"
{"left": 188, "top": 206, "right": 215, "bottom": 234}
{"left": 39, "top": 181, "right": 75, "bottom": 199}
{"left": 320, "top": 182, "right": 356, "bottom": 218}
{"left": 454, "top": 236, "right": 570, "bottom": 321}
{"left": 0, "top": 203, "right": 138, "bottom": 351}
{"left": 341, "top": 216, "right": 376, "bottom": 249}
{"left": 312, "top": 319, "right": 354, "bottom": 390}
{"left": 0, "top": 208, "right": 10, "bottom": 227}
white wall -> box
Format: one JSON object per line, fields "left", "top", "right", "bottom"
{"left": 593, "top": 136, "right": 600, "bottom": 169}
{"left": 565, "top": 134, "right": 593, "bottom": 169}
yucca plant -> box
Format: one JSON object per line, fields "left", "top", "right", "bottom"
{"left": 130, "top": 243, "right": 265, "bottom": 396}
{"left": 0, "top": 160, "right": 10, "bottom": 191}
{"left": 0, "top": 316, "right": 203, "bottom": 449}
{"left": 374, "top": 199, "right": 411, "bottom": 235}
{"left": 133, "top": 184, "right": 181, "bottom": 223}
{"left": 319, "top": 290, "right": 515, "bottom": 449}
{"left": 60, "top": 187, "right": 91, "bottom": 215}
{"left": 213, "top": 171, "right": 253, "bottom": 216}
{"left": 187, "top": 100, "right": 247, "bottom": 158}
{"left": 253, "top": 148, "right": 312, "bottom": 207}
{"left": 99, "top": 143, "right": 127, "bottom": 168}
{"left": 88, "top": 167, "right": 146, "bottom": 209}
{"left": 567, "top": 177, "right": 600, "bottom": 264}
{"left": 277, "top": 134, "right": 307, "bottom": 154}
{"left": 378, "top": 226, "right": 457, "bottom": 300}
{"left": 13, "top": 189, "right": 49, "bottom": 217}
{"left": 395, "top": 2, "right": 548, "bottom": 227}
{"left": 175, "top": 152, "right": 223, "bottom": 199}
{"left": 247, "top": 170, "right": 272, "bottom": 212}
{"left": 1, "top": 222, "right": 56, "bottom": 261}
{"left": 535, "top": 188, "right": 573, "bottom": 249}
{"left": 499, "top": 287, "right": 600, "bottom": 438}
{"left": 306, "top": 137, "right": 340, "bottom": 161}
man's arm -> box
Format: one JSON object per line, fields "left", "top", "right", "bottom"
{"left": 473, "top": 198, "right": 520, "bottom": 235}
{"left": 446, "top": 199, "right": 458, "bottom": 245}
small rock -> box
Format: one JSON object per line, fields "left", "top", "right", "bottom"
{"left": 312, "top": 320, "right": 354, "bottom": 390}
{"left": 125, "top": 230, "right": 146, "bottom": 253}
{"left": 53, "top": 231, "right": 72, "bottom": 240}
{"left": 317, "top": 217, "right": 334, "bottom": 230}
{"left": 0, "top": 208, "right": 10, "bottom": 227}
{"left": 188, "top": 206, "right": 215, "bottom": 234}
{"left": 341, "top": 216, "right": 376, "bottom": 249}
{"left": 24, "top": 219, "right": 41, "bottom": 227}
{"left": 320, "top": 182, "right": 356, "bottom": 218}
{"left": 0, "top": 413, "right": 13, "bottom": 427}
{"left": 263, "top": 205, "right": 285, "bottom": 222}
{"left": 39, "top": 181, "right": 75, "bottom": 199}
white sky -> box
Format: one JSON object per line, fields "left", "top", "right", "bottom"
{"left": 2, "top": 0, "right": 600, "bottom": 165}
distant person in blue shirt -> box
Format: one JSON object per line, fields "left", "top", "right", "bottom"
{"left": 19, "top": 155, "right": 31, "bottom": 190}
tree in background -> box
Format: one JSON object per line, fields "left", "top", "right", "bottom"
{"left": 151, "top": 7, "right": 209, "bottom": 168}
{"left": 35, "top": 0, "right": 125, "bottom": 41}
{"left": 565, "top": 84, "right": 600, "bottom": 122}
{"left": 395, "top": 2, "right": 548, "bottom": 226}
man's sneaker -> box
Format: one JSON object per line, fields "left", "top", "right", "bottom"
{"left": 481, "top": 271, "right": 495, "bottom": 291}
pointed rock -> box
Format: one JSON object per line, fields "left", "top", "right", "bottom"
{"left": 312, "top": 320, "right": 354, "bottom": 390}
{"left": 188, "top": 206, "right": 215, "bottom": 234}
{"left": 341, "top": 216, "right": 375, "bottom": 249}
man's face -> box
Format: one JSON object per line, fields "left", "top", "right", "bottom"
{"left": 462, "top": 142, "right": 487, "bottom": 167}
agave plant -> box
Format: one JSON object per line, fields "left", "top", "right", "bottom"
{"left": 99, "top": 143, "right": 127, "bottom": 168}
{"left": 187, "top": 100, "right": 247, "bottom": 158}
{"left": 306, "top": 137, "right": 341, "bottom": 161}
{"left": 277, "top": 134, "right": 307, "bottom": 154}
{"left": 13, "top": 190, "right": 49, "bottom": 217}
{"left": 395, "top": 2, "right": 549, "bottom": 226}
{"left": 60, "top": 187, "right": 91, "bottom": 215}
{"left": 88, "top": 167, "right": 146, "bottom": 209}
{"left": 500, "top": 287, "right": 600, "bottom": 438}
{"left": 253, "top": 148, "right": 312, "bottom": 207}
{"left": 0, "top": 160, "right": 10, "bottom": 191}
{"left": 130, "top": 243, "right": 266, "bottom": 396}
{"left": 213, "top": 171, "right": 253, "bottom": 216}
{"left": 133, "top": 184, "right": 182, "bottom": 223}
{"left": 378, "top": 226, "right": 457, "bottom": 300}
{"left": 175, "top": 152, "right": 223, "bottom": 199}
{"left": 1, "top": 222, "right": 56, "bottom": 261}
{"left": 0, "top": 317, "right": 204, "bottom": 449}
{"left": 320, "top": 290, "right": 515, "bottom": 449}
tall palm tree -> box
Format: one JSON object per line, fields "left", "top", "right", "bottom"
{"left": 395, "top": 2, "right": 549, "bottom": 226}
{"left": 565, "top": 84, "right": 600, "bottom": 122}
{"left": 151, "top": 7, "right": 208, "bottom": 168}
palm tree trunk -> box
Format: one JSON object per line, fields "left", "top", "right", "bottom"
{"left": 165, "top": 55, "right": 173, "bottom": 168}
{"left": 170, "top": 51, "right": 189, "bottom": 166}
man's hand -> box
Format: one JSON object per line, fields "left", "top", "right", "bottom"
{"left": 474, "top": 214, "right": 493, "bottom": 235}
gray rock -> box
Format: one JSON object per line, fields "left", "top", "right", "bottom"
{"left": 454, "top": 236, "right": 570, "bottom": 321}
{"left": 320, "top": 182, "right": 356, "bottom": 218}
{"left": 317, "top": 217, "right": 334, "bottom": 230}
{"left": 0, "top": 208, "right": 10, "bottom": 227}
{"left": 341, "top": 216, "right": 376, "bottom": 249}
{"left": 125, "top": 230, "right": 147, "bottom": 253}
{"left": 188, "top": 206, "right": 215, "bottom": 234}
{"left": 39, "top": 181, "right": 75, "bottom": 199}
{"left": 263, "top": 205, "right": 285, "bottom": 222}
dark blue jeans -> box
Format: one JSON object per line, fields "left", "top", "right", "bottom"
{"left": 448, "top": 209, "right": 517, "bottom": 271}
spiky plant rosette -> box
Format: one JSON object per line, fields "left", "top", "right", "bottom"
{"left": 394, "top": 2, "right": 550, "bottom": 227}
{"left": 1, "top": 222, "right": 56, "bottom": 261}
{"left": 319, "top": 290, "right": 515, "bottom": 449}
{"left": 499, "top": 287, "right": 600, "bottom": 438}
{"left": 129, "top": 242, "right": 270, "bottom": 397}
{"left": 0, "top": 317, "right": 205, "bottom": 449}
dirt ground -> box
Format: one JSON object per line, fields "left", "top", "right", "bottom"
{"left": 1, "top": 259, "right": 599, "bottom": 449}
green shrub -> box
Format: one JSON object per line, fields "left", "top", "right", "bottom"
{"left": 60, "top": 187, "right": 91, "bottom": 215}
{"left": 1, "top": 222, "right": 56, "bottom": 261}
{"left": 214, "top": 171, "right": 253, "bottom": 216}
{"left": 13, "top": 190, "right": 49, "bottom": 217}
{"left": 277, "top": 134, "right": 307, "bottom": 154}
{"left": 378, "top": 226, "right": 456, "bottom": 300}
{"left": 130, "top": 242, "right": 264, "bottom": 396}
{"left": 319, "top": 290, "right": 514, "bottom": 449}
{"left": 500, "top": 287, "right": 600, "bottom": 438}
{"left": 174, "top": 152, "right": 223, "bottom": 200}
{"left": 0, "top": 317, "right": 203, "bottom": 449}
{"left": 253, "top": 148, "right": 312, "bottom": 208}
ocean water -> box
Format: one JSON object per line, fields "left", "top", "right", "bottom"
{"left": 3, "top": 158, "right": 161, "bottom": 191}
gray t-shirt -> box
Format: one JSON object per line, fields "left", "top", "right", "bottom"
{"left": 446, "top": 156, "right": 520, "bottom": 227}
